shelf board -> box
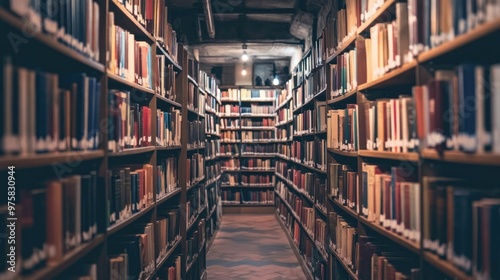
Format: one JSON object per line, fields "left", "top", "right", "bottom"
{"left": 329, "top": 197, "right": 358, "bottom": 220}
{"left": 108, "top": 72, "right": 155, "bottom": 94}
{"left": 357, "top": 0, "right": 397, "bottom": 35}
{"left": 418, "top": 19, "right": 500, "bottom": 64}
{"left": 156, "top": 94, "right": 182, "bottom": 108}
{"left": 240, "top": 114, "right": 275, "bottom": 118}
{"left": 187, "top": 206, "right": 206, "bottom": 232}
{"left": 109, "top": 0, "right": 155, "bottom": 42}
{"left": 0, "top": 150, "right": 104, "bottom": 170}
{"left": 187, "top": 107, "right": 204, "bottom": 118}
{"left": 276, "top": 154, "right": 292, "bottom": 161}
{"left": 240, "top": 169, "right": 276, "bottom": 173}
{"left": 423, "top": 252, "right": 472, "bottom": 280}
{"left": 421, "top": 149, "right": 500, "bottom": 165}
{"left": 327, "top": 148, "right": 358, "bottom": 158}
{"left": 205, "top": 132, "right": 220, "bottom": 138}
{"left": 107, "top": 203, "right": 155, "bottom": 235}
{"left": 186, "top": 238, "right": 206, "bottom": 272}
{"left": 21, "top": 234, "right": 104, "bottom": 280}
{"left": 327, "top": 244, "right": 358, "bottom": 280}
{"left": 156, "top": 237, "right": 182, "bottom": 270}
{"left": 332, "top": 34, "right": 358, "bottom": 59}
{"left": 293, "top": 87, "right": 327, "bottom": 113}
{"left": 240, "top": 126, "right": 276, "bottom": 130}
{"left": 219, "top": 114, "right": 241, "bottom": 118}
{"left": 109, "top": 146, "right": 155, "bottom": 157}
{"left": 357, "top": 60, "right": 417, "bottom": 91}
{"left": 359, "top": 216, "right": 420, "bottom": 254}
{"left": 187, "top": 176, "right": 206, "bottom": 192}
{"left": 327, "top": 88, "right": 357, "bottom": 105}
{"left": 358, "top": 150, "right": 419, "bottom": 162}
{"left": 156, "top": 145, "right": 182, "bottom": 151}
{"left": 156, "top": 188, "right": 182, "bottom": 206}
{"left": 155, "top": 42, "right": 182, "bottom": 72}
{"left": 187, "top": 145, "right": 205, "bottom": 152}
{"left": 220, "top": 98, "right": 239, "bottom": 103}
{"left": 0, "top": 8, "right": 105, "bottom": 73}
{"left": 291, "top": 159, "right": 327, "bottom": 175}
{"left": 222, "top": 203, "right": 274, "bottom": 207}
{"left": 207, "top": 205, "right": 217, "bottom": 220}
{"left": 187, "top": 75, "right": 198, "bottom": 87}
{"left": 315, "top": 203, "right": 328, "bottom": 218}
{"left": 239, "top": 99, "right": 275, "bottom": 103}
{"left": 240, "top": 154, "right": 276, "bottom": 158}
{"left": 293, "top": 130, "right": 327, "bottom": 138}
{"left": 276, "top": 119, "right": 293, "bottom": 127}
{"left": 275, "top": 96, "right": 293, "bottom": 111}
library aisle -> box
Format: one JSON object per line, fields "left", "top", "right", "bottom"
{"left": 207, "top": 215, "right": 306, "bottom": 280}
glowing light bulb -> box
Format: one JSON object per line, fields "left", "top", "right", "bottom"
{"left": 241, "top": 53, "right": 249, "bottom": 62}
{"left": 242, "top": 69, "right": 247, "bottom": 76}
{"left": 273, "top": 77, "right": 279, "bottom": 85}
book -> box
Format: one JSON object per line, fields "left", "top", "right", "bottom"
{"left": 327, "top": 105, "right": 359, "bottom": 151}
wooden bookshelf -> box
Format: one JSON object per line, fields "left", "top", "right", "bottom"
{"left": 156, "top": 42, "right": 182, "bottom": 72}
{"left": 327, "top": 244, "right": 358, "bottom": 280}
{"left": 357, "top": 59, "right": 417, "bottom": 91}
{"left": 327, "top": 88, "right": 357, "bottom": 105}
{"left": 327, "top": 148, "right": 358, "bottom": 158}
{"left": 421, "top": 149, "right": 500, "bottom": 165}
{"left": 109, "top": 0, "right": 155, "bottom": 42}
{"left": 328, "top": 197, "right": 358, "bottom": 220}
{"left": 107, "top": 71, "right": 155, "bottom": 94}
{"left": 0, "top": 150, "right": 105, "bottom": 170}
{"left": 108, "top": 146, "right": 156, "bottom": 157}
{"left": 358, "top": 150, "right": 420, "bottom": 162}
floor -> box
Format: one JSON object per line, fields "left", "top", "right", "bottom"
{"left": 207, "top": 214, "right": 307, "bottom": 280}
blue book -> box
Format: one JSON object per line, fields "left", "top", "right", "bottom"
{"left": 457, "top": 64, "right": 477, "bottom": 152}
{"left": 35, "top": 71, "right": 48, "bottom": 153}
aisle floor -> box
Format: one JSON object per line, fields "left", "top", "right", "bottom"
{"left": 207, "top": 214, "right": 307, "bottom": 280}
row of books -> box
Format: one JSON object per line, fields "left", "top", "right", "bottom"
{"left": 108, "top": 90, "right": 152, "bottom": 152}
{"left": 241, "top": 131, "right": 275, "bottom": 142}
{"left": 241, "top": 118, "right": 275, "bottom": 127}
{"left": 157, "top": 256, "right": 181, "bottom": 280}
{"left": 241, "top": 105, "right": 274, "bottom": 114}
{"left": 303, "top": 66, "right": 327, "bottom": 102}
{"left": 187, "top": 153, "right": 205, "bottom": 187}
{"left": 415, "top": 65, "right": 500, "bottom": 154}
{"left": 293, "top": 87, "right": 303, "bottom": 109}
{"left": 277, "top": 127, "right": 293, "bottom": 141}
{"left": 187, "top": 58, "right": 199, "bottom": 82}
{"left": 276, "top": 88, "right": 292, "bottom": 108}
{"left": 330, "top": 51, "right": 357, "bottom": 98}
{"left": 222, "top": 190, "right": 274, "bottom": 204}
{"left": 5, "top": 0, "right": 101, "bottom": 61}
{"left": 241, "top": 159, "right": 274, "bottom": 170}
{"left": 316, "top": 218, "right": 328, "bottom": 253}
{"left": 107, "top": 165, "right": 154, "bottom": 226}
{"left": 1, "top": 65, "right": 101, "bottom": 155}
{"left": 199, "top": 70, "right": 218, "bottom": 95}
{"left": 187, "top": 220, "right": 205, "bottom": 266}
{"left": 221, "top": 159, "right": 239, "bottom": 170}
{"left": 294, "top": 104, "right": 327, "bottom": 135}
{"left": 220, "top": 104, "right": 240, "bottom": 115}
{"left": 155, "top": 208, "right": 180, "bottom": 257}
{"left": 277, "top": 106, "right": 293, "bottom": 124}
{"left": 329, "top": 163, "right": 358, "bottom": 210}
{"left": 241, "top": 144, "right": 276, "bottom": 154}
{"left": 188, "top": 120, "right": 205, "bottom": 148}
{"left": 206, "top": 91, "right": 220, "bottom": 113}
{"left": 157, "top": 158, "right": 179, "bottom": 199}
{"left": 221, "top": 119, "right": 240, "bottom": 128}
{"left": 361, "top": 163, "right": 420, "bottom": 245}
{"left": 302, "top": 140, "right": 327, "bottom": 171}
{"left": 241, "top": 175, "right": 274, "bottom": 186}
{"left": 221, "top": 89, "right": 239, "bottom": 100}
{"left": 8, "top": 172, "right": 100, "bottom": 275}
{"left": 186, "top": 186, "right": 205, "bottom": 227}
{"left": 327, "top": 106, "right": 359, "bottom": 151}
{"left": 206, "top": 139, "right": 220, "bottom": 159}
{"left": 108, "top": 223, "right": 155, "bottom": 279}
{"left": 422, "top": 177, "right": 500, "bottom": 278}
{"left": 150, "top": 0, "right": 178, "bottom": 60}
{"left": 156, "top": 56, "right": 176, "bottom": 99}
{"left": 221, "top": 173, "right": 238, "bottom": 186}
{"left": 315, "top": 178, "right": 328, "bottom": 214}
{"left": 188, "top": 82, "right": 206, "bottom": 114}
{"left": 363, "top": 96, "right": 418, "bottom": 152}
{"left": 221, "top": 131, "right": 240, "bottom": 141}
{"left": 220, "top": 143, "right": 239, "bottom": 155}
{"left": 205, "top": 113, "right": 219, "bottom": 136}
{"left": 277, "top": 143, "right": 291, "bottom": 158}
{"left": 205, "top": 161, "right": 221, "bottom": 183}
{"left": 276, "top": 161, "right": 316, "bottom": 201}
{"left": 328, "top": 211, "right": 358, "bottom": 275}
{"left": 108, "top": 14, "right": 152, "bottom": 89}
{"left": 157, "top": 108, "right": 181, "bottom": 147}
{"left": 240, "top": 89, "right": 277, "bottom": 100}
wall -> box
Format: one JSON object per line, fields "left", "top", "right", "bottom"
{"left": 234, "top": 61, "right": 253, "bottom": 86}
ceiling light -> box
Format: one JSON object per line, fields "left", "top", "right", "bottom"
{"left": 242, "top": 69, "right": 247, "bottom": 76}
{"left": 241, "top": 53, "right": 249, "bottom": 62}
{"left": 273, "top": 77, "right": 279, "bottom": 86}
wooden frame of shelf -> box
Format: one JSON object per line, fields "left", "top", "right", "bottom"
{"left": 358, "top": 150, "right": 420, "bottom": 162}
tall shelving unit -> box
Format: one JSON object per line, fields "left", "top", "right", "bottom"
{"left": 219, "top": 86, "right": 278, "bottom": 214}
{"left": 0, "top": 1, "right": 220, "bottom": 279}
{"left": 323, "top": 1, "right": 500, "bottom": 280}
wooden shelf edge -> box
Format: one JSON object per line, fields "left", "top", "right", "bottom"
{"left": 156, "top": 237, "right": 182, "bottom": 270}
{"left": 109, "top": 146, "right": 156, "bottom": 157}
{"left": 187, "top": 75, "right": 198, "bottom": 87}
{"left": 357, "top": 0, "right": 397, "bottom": 35}
{"left": 421, "top": 149, "right": 500, "bottom": 165}
{"left": 108, "top": 72, "right": 155, "bottom": 94}
{"left": 109, "top": 0, "right": 155, "bottom": 43}
{"left": 328, "top": 88, "right": 357, "bottom": 105}
{"left": 156, "top": 188, "right": 182, "bottom": 205}
{"left": 0, "top": 150, "right": 104, "bottom": 170}
{"left": 358, "top": 150, "right": 419, "bottom": 162}
{"left": 329, "top": 197, "right": 359, "bottom": 219}
{"left": 21, "top": 235, "right": 105, "bottom": 280}
{"left": 155, "top": 42, "right": 182, "bottom": 72}
{"left": 156, "top": 94, "right": 182, "bottom": 108}
{"left": 357, "top": 60, "right": 417, "bottom": 91}
{"left": 107, "top": 203, "right": 155, "bottom": 235}
{"left": 423, "top": 252, "right": 473, "bottom": 280}
{"left": 358, "top": 216, "right": 420, "bottom": 254}
{"left": 328, "top": 244, "right": 359, "bottom": 280}
{"left": 327, "top": 148, "right": 358, "bottom": 158}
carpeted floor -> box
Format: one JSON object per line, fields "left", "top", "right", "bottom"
{"left": 206, "top": 214, "right": 307, "bottom": 280}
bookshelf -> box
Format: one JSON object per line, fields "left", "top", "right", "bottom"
{"left": 0, "top": 1, "right": 218, "bottom": 279}
{"left": 321, "top": 1, "right": 500, "bottom": 280}
{"left": 219, "top": 86, "right": 279, "bottom": 210}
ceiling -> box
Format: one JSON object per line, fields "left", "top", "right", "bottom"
{"left": 166, "top": 0, "right": 322, "bottom": 63}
